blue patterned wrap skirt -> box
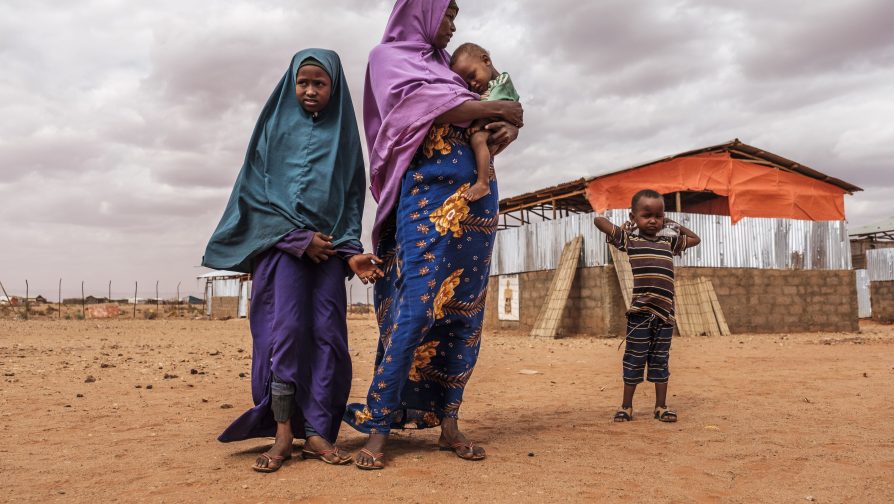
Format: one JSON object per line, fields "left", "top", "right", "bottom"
{"left": 344, "top": 125, "right": 498, "bottom": 434}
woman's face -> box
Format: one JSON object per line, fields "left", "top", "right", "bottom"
{"left": 433, "top": 6, "right": 458, "bottom": 49}
{"left": 295, "top": 65, "right": 332, "bottom": 114}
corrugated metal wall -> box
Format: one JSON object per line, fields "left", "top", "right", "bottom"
{"left": 867, "top": 248, "right": 894, "bottom": 281}
{"left": 210, "top": 278, "right": 242, "bottom": 297}
{"left": 855, "top": 269, "right": 871, "bottom": 318}
{"left": 490, "top": 210, "right": 852, "bottom": 276}
{"left": 492, "top": 213, "right": 606, "bottom": 275}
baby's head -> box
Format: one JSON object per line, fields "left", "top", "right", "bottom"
{"left": 450, "top": 42, "right": 498, "bottom": 94}
{"left": 295, "top": 58, "right": 332, "bottom": 115}
{"left": 630, "top": 189, "right": 665, "bottom": 238}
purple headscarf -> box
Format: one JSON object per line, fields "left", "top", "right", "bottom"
{"left": 365, "top": 0, "right": 478, "bottom": 246}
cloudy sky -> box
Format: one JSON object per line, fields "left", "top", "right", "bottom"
{"left": 2, "top": 0, "right": 893, "bottom": 299}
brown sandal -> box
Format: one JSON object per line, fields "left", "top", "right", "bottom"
{"left": 439, "top": 440, "right": 486, "bottom": 461}
{"left": 252, "top": 452, "right": 291, "bottom": 473}
{"left": 302, "top": 447, "right": 352, "bottom": 465}
{"left": 654, "top": 406, "right": 678, "bottom": 423}
{"left": 354, "top": 448, "right": 385, "bottom": 470}
{"left": 614, "top": 407, "right": 633, "bottom": 422}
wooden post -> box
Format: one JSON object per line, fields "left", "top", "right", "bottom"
{"left": 108, "top": 281, "right": 112, "bottom": 303}
{"left": 81, "top": 281, "right": 85, "bottom": 320}
{"left": 58, "top": 278, "right": 62, "bottom": 320}
{"left": 155, "top": 281, "right": 160, "bottom": 318}
{"left": 676, "top": 192, "right": 682, "bottom": 212}
{"left": 133, "top": 282, "right": 138, "bottom": 319}
{"left": 177, "top": 281, "right": 181, "bottom": 317}
{"left": 24, "top": 280, "right": 29, "bottom": 321}
{"left": 0, "top": 281, "right": 14, "bottom": 312}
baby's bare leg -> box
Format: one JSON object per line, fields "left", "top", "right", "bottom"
{"left": 463, "top": 129, "right": 492, "bottom": 202}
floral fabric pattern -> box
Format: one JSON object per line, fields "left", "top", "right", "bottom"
{"left": 344, "top": 125, "right": 497, "bottom": 434}
{"left": 429, "top": 184, "right": 472, "bottom": 237}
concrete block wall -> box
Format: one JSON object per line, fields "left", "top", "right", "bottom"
{"left": 484, "top": 267, "right": 859, "bottom": 337}
{"left": 484, "top": 266, "right": 626, "bottom": 337}
{"left": 870, "top": 280, "right": 894, "bottom": 324}
{"left": 211, "top": 296, "right": 239, "bottom": 320}
{"left": 677, "top": 268, "right": 858, "bottom": 333}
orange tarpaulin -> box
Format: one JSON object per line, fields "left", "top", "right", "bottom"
{"left": 586, "top": 152, "right": 846, "bottom": 222}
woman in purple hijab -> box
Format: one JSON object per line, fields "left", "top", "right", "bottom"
{"left": 344, "top": 0, "right": 523, "bottom": 469}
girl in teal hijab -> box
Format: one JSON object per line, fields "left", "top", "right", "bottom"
{"left": 204, "top": 49, "right": 383, "bottom": 473}
{"left": 203, "top": 49, "right": 367, "bottom": 272}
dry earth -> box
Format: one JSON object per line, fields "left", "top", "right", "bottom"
{"left": 1, "top": 318, "right": 892, "bottom": 503}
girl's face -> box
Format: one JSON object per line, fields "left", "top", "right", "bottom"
{"left": 433, "top": 6, "right": 458, "bottom": 49}
{"left": 295, "top": 65, "right": 332, "bottom": 114}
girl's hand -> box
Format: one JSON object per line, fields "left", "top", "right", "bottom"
{"left": 493, "top": 101, "right": 523, "bottom": 128}
{"left": 484, "top": 121, "right": 520, "bottom": 156}
{"left": 306, "top": 232, "right": 336, "bottom": 263}
{"left": 348, "top": 254, "right": 385, "bottom": 284}
{"left": 622, "top": 220, "right": 637, "bottom": 233}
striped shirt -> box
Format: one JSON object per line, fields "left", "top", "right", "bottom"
{"left": 607, "top": 226, "right": 687, "bottom": 324}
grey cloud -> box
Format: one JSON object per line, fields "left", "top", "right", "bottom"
{"left": 2, "top": 0, "right": 892, "bottom": 298}
{"left": 732, "top": 0, "right": 894, "bottom": 78}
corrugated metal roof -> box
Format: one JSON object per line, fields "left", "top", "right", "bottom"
{"left": 197, "top": 270, "right": 247, "bottom": 280}
{"left": 498, "top": 140, "right": 862, "bottom": 220}
{"left": 849, "top": 217, "right": 894, "bottom": 238}
{"left": 498, "top": 178, "right": 590, "bottom": 214}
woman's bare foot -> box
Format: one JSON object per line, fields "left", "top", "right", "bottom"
{"left": 252, "top": 421, "right": 294, "bottom": 472}
{"left": 462, "top": 182, "right": 491, "bottom": 202}
{"left": 303, "top": 434, "right": 351, "bottom": 465}
{"left": 438, "top": 417, "right": 485, "bottom": 460}
{"left": 354, "top": 433, "right": 388, "bottom": 470}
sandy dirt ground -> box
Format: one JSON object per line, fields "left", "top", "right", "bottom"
{"left": 1, "top": 317, "right": 892, "bottom": 503}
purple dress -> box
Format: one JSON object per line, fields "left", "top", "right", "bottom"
{"left": 218, "top": 229, "right": 359, "bottom": 444}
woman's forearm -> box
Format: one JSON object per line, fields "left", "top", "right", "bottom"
{"left": 434, "top": 100, "right": 499, "bottom": 124}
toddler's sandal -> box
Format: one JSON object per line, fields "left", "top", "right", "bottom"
{"left": 654, "top": 406, "right": 677, "bottom": 423}
{"left": 613, "top": 407, "right": 633, "bottom": 422}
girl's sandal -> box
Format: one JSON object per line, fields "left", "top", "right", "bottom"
{"left": 301, "top": 447, "right": 352, "bottom": 465}
{"left": 252, "top": 452, "right": 291, "bottom": 473}
{"left": 654, "top": 406, "right": 678, "bottom": 423}
{"left": 438, "top": 440, "right": 486, "bottom": 461}
{"left": 354, "top": 448, "right": 385, "bottom": 470}
{"left": 614, "top": 407, "right": 633, "bottom": 422}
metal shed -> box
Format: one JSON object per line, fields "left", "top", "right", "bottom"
{"left": 198, "top": 270, "right": 251, "bottom": 319}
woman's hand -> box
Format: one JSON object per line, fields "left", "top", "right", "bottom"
{"left": 484, "top": 121, "right": 520, "bottom": 156}
{"left": 492, "top": 101, "right": 523, "bottom": 128}
{"left": 348, "top": 254, "right": 385, "bottom": 284}
{"left": 306, "top": 232, "right": 336, "bottom": 263}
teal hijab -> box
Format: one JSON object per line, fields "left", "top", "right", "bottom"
{"left": 202, "top": 49, "right": 365, "bottom": 273}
